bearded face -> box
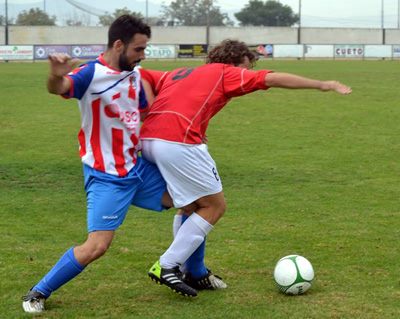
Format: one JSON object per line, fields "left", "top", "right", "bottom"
{"left": 118, "top": 47, "right": 140, "bottom": 71}
{"left": 117, "top": 34, "right": 148, "bottom": 71}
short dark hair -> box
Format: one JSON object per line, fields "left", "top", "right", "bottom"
{"left": 206, "top": 39, "right": 257, "bottom": 67}
{"left": 107, "top": 15, "right": 151, "bottom": 48}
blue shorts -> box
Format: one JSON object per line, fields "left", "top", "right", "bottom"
{"left": 83, "top": 156, "right": 168, "bottom": 232}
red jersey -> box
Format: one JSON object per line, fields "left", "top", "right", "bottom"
{"left": 139, "top": 68, "right": 168, "bottom": 96}
{"left": 140, "top": 64, "right": 271, "bottom": 144}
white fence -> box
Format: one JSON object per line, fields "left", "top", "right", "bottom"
{"left": 1, "top": 44, "right": 400, "bottom": 61}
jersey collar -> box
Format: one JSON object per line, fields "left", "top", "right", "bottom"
{"left": 97, "top": 53, "right": 121, "bottom": 73}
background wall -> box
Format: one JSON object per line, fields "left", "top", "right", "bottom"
{"left": 209, "top": 26, "right": 298, "bottom": 44}
{"left": 0, "top": 27, "right": 4, "bottom": 44}
{"left": 300, "top": 28, "right": 383, "bottom": 44}
{"left": 385, "top": 29, "right": 400, "bottom": 44}
{"left": 3, "top": 26, "right": 400, "bottom": 45}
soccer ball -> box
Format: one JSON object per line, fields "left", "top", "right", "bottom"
{"left": 273, "top": 255, "right": 314, "bottom": 295}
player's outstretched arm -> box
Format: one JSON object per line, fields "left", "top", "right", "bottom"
{"left": 47, "top": 53, "right": 79, "bottom": 95}
{"left": 265, "top": 72, "right": 352, "bottom": 95}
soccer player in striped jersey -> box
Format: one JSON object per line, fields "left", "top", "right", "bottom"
{"left": 141, "top": 39, "right": 352, "bottom": 297}
{"left": 22, "top": 15, "right": 198, "bottom": 314}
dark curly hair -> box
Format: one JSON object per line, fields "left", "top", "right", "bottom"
{"left": 206, "top": 39, "right": 258, "bottom": 68}
{"left": 107, "top": 15, "right": 151, "bottom": 48}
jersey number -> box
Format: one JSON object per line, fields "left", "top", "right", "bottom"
{"left": 212, "top": 167, "right": 220, "bottom": 181}
{"left": 172, "top": 68, "right": 194, "bottom": 81}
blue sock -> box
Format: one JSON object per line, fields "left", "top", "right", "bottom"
{"left": 33, "top": 247, "right": 85, "bottom": 298}
{"left": 182, "top": 214, "right": 208, "bottom": 279}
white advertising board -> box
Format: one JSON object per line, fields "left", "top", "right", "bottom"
{"left": 304, "top": 45, "right": 334, "bottom": 58}
{"left": 0, "top": 45, "right": 34, "bottom": 60}
{"left": 145, "top": 45, "right": 176, "bottom": 59}
{"left": 393, "top": 45, "right": 400, "bottom": 58}
{"left": 364, "top": 45, "right": 392, "bottom": 58}
{"left": 273, "top": 45, "right": 304, "bottom": 58}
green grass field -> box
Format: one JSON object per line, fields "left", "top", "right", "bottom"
{"left": 1, "top": 59, "right": 400, "bottom": 318}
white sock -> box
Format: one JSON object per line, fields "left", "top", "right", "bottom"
{"left": 160, "top": 213, "right": 213, "bottom": 269}
{"left": 172, "top": 214, "right": 182, "bottom": 238}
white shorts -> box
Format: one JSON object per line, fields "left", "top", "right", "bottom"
{"left": 141, "top": 140, "right": 223, "bottom": 208}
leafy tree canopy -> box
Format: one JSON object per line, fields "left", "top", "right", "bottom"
{"left": 16, "top": 8, "right": 56, "bottom": 26}
{"left": 162, "top": 0, "right": 233, "bottom": 26}
{"left": 98, "top": 7, "right": 143, "bottom": 26}
{"left": 235, "top": 0, "right": 298, "bottom": 26}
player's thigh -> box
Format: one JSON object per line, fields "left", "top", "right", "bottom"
{"left": 84, "top": 166, "right": 137, "bottom": 232}
{"left": 131, "top": 157, "right": 170, "bottom": 211}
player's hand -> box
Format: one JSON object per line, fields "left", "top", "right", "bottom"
{"left": 321, "top": 81, "right": 352, "bottom": 95}
{"left": 48, "top": 53, "right": 80, "bottom": 78}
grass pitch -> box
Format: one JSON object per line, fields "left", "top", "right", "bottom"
{"left": 1, "top": 59, "right": 400, "bottom": 318}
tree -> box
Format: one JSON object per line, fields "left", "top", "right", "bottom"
{"left": 16, "top": 8, "right": 56, "bottom": 26}
{"left": 161, "top": 0, "right": 233, "bottom": 26}
{"left": 235, "top": 0, "right": 298, "bottom": 26}
{"left": 0, "top": 15, "right": 13, "bottom": 25}
{"left": 98, "top": 7, "right": 143, "bottom": 26}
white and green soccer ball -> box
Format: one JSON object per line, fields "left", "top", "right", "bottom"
{"left": 273, "top": 255, "right": 314, "bottom": 295}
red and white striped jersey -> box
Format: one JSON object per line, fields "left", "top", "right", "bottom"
{"left": 63, "top": 55, "right": 147, "bottom": 176}
{"left": 140, "top": 64, "right": 271, "bottom": 144}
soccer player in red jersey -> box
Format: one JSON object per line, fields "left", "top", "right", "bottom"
{"left": 140, "top": 39, "right": 351, "bottom": 296}
{"left": 140, "top": 68, "right": 228, "bottom": 291}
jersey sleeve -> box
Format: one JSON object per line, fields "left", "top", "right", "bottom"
{"left": 222, "top": 65, "right": 272, "bottom": 98}
{"left": 139, "top": 68, "right": 168, "bottom": 95}
{"left": 138, "top": 81, "right": 149, "bottom": 114}
{"left": 63, "top": 62, "right": 96, "bottom": 100}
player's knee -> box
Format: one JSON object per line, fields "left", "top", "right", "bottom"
{"left": 206, "top": 196, "right": 226, "bottom": 221}
{"left": 197, "top": 193, "right": 226, "bottom": 218}
{"left": 84, "top": 241, "right": 110, "bottom": 262}
{"left": 80, "top": 235, "right": 113, "bottom": 263}
{"left": 95, "top": 241, "right": 110, "bottom": 257}
{"left": 215, "top": 198, "right": 226, "bottom": 217}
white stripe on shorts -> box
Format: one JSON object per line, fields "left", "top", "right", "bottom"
{"left": 141, "top": 139, "right": 223, "bottom": 208}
